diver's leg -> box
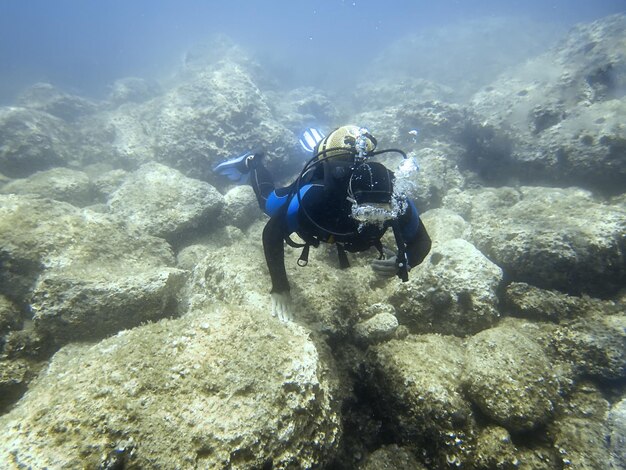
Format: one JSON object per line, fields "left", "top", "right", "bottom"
{"left": 248, "top": 157, "right": 276, "bottom": 210}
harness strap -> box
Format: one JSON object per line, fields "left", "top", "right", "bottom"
{"left": 373, "top": 239, "right": 384, "bottom": 260}
{"left": 392, "top": 222, "right": 409, "bottom": 282}
{"left": 336, "top": 244, "right": 350, "bottom": 269}
{"left": 297, "top": 244, "right": 311, "bottom": 267}
{"left": 285, "top": 234, "right": 306, "bottom": 249}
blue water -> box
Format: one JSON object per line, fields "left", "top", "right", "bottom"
{"left": 0, "top": 0, "right": 624, "bottom": 102}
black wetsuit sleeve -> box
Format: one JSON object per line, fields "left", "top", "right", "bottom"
{"left": 406, "top": 218, "right": 432, "bottom": 268}
{"left": 262, "top": 215, "right": 290, "bottom": 294}
{"left": 399, "top": 200, "right": 432, "bottom": 268}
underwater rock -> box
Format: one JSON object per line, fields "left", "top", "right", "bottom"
{"left": 176, "top": 221, "right": 271, "bottom": 315}
{"left": 88, "top": 103, "right": 158, "bottom": 168}
{"left": 353, "top": 309, "right": 398, "bottom": 345}
{"left": 368, "top": 17, "right": 559, "bottom": 103}
{"left": 0, "top": 295, "right": 21, "bottom": 336}
{"left": 0, "top": 194, "right": 185, "bottom": 344}
{"left": 471, "top": 424, "right": 560, "bottom": 469}
{"left": 267, "top": 86, "right": 341, "bottom": 134}
{"left": 548, "top": 382, "right": 612, "bottom": 470}
{"left": 553, "top": 313, "right": 626, "bottom": 380}
{"left": 0, "top": 107, "right": 74, "bottom": 178}
{"left": 89, "top": 167, "right": 128, "bottom": 201}
{"left": 359, "top": 444, "right": 426, "bottom": 470}
{"left": 107, "top": 162, "right": 224, "bottom": 245}
{"left": 218, "top": 184, "right": 260, "bottom": 230}
{"left": 16, "top": 82, "right": 97, "bottom": 122}
{"left": 366, "top": 334, "right": 475, "bottom": 467}
{"left": 469, "top": 14, "right": 626, "bottom": 193}
{"left": 453, "top": 186, "right": 626, "bottom": 297}
{"left": 463, "top": 318, "right": 562, "bottom": 432}
{"left": 409, "top": 146, "right": 467, "bottom": 211}
{"left": 0, "top": 358, "right": 41, "bottom": 414}
{"left": 0, "top": 307, "right": 341, "bottom": 468}
{"left": 472, "top": 426, "right": 521, "bottom": 469}
{"left": 504, "top": 282, "right": 624, "bottom": 323}
{"left": 107, "top": 77, "right": 161, "bottom": 105}
{"left": 609, "top": 397, "right": 626, "bottom": 469}
{"left": 355, "top": 101, "right": 469, "bottom": 150}
{"left": 420, "top": 208, "right": 470, "bottom": 244}
{"left": 181, "top": 219, "right": 389, "bottom": 338}
{"left": 0, "top": 167, "right": 94, "bottom": 207}
{"left": 153, "top": 61, "right": 295, "bottom": 183}
{"left": 391, "top": 238, "right": 502, "bottom": 336}
{"left": 352, "top": 77, "right": 455, "bottom": 111}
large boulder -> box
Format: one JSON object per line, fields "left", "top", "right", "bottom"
{"left": 553, "top": 313, "right": 626, "bottom": 380}
{"left": 469, "top": 14, "right": 626, "bottom": 193}
{"left": 463, "top": 319, "right": 563, "bottom": 432}
{"left": 0, "top": 307, "right": 342, "bottom": 468}
{"left": 153, "top": 61, "right": 295, "bottom": 183}
{"left": 366, "top": 16, "right": 559, "bottom": 102}
{"left": 16, "top": 82, "right": 97, "bottom": 122}
{"left": 446, "top": 186, "right": 626, "bottom": 297}
{"left": 609, "top": 397, "right": 626, "bottom": 469}
{"left": 218, "top": 184, "right": 261, "bottom": 230}
{"left": 0, "top": 167, "right": 94, "bottom": 207}
{"left": 504, "top": 282, "right": 624, "bottom": 323}
{"left": 390, "top": 238, "right": 502, "bottom": 336}
{"left": 366, "top": 334, "right": 474, "bottom": 468}
{"left": 106, "top": 77, "right": 161, "bottom": 106}
{"left": 107, "top": 162, "right": 224, "bottom": 245}
{"left": 0, "top": 194, "right": 185, "bottom": 344}
{"left": 548, "top": 383, "right": 613, "bottom": 470}
{"left": 178, "top": 220, "right": 395, "bottom": 340}
{"left": 0, "top": 107, "right": 74, "bottom": 178}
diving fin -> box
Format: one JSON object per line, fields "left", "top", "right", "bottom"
{"left": 299, "top": 128, "right": 325, "bottom": 154}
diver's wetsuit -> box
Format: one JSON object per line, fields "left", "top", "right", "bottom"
{"left": 249, "top": 159, "right": 431, "bottom": 294}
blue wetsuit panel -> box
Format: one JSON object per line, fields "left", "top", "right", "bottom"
{"left": 401, "top": 199, "right": 420, "bottom": 240}
{"left": 286, "top": 184, "right": 316, "bottom": 234}
{"left": 265, "top": 191, "right": 289, "bottom": 217}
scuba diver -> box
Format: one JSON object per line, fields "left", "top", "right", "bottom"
{"left": 213, "top": 125, "right": 431, "bottom": 321}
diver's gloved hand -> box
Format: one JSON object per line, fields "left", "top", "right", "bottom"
{"left": 371, "top": 247, "right": 398, "bottom": 277}
{"left": 271, "top": 291, "right": 293, "bottom": 323}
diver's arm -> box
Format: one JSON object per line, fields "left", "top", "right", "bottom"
{"left": 262, "top": 215, "right": 290, "bottom": 294}
{"left": 401, "top": 200, "right": 432, "bottom": 268}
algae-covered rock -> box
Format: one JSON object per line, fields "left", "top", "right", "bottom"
{"left": 548, "top": 382, "right": 612, "bottom": 470}
{"left": 367, "top": 334, "right": 475, "bottom": 467}
{"left": 0, "top": 107, "right": 74, "bottom": 178}
{"left": 219, "top": 184, "right": 260, "bottom": 230}
{"left": 472, "top": 426, "right": 520, "bottom": 470}
{"left": 359, "top": 444, "right": 426, "bottom": 470}
{"left": 553, "top": 313, "right": 626, "bottom": 379}
{"left": 179, "top": 219, "right": 388, "bottom": 338}
{"left": 107, "top": 162, "right": 224, "bottom": 244}
{"left": 419, "top": 208, "right": 470, "bottom": 244}
{"left": 463, "top": 319, "right": 562, "bottom": 432}
{"left": 90, "top": 167, "right": 128, "bottom": 201}
{"left": 107, "top": 77, "right": 161, "bottom": 105}
{"left": 391, "top": 238, "right": 502, "bottom": 336}
{"left": 0, "top": 307, "right": 341, "bottom": 468}
{"left": 16, "top": 82, "right": 98, "bottom": 122}
{"left": 468, "top": 14, "right": 626, "bottom": 194}
{"left": 504, "top": 282, "right": 623, "bottom": 323}
{"left": 0, "top": 194, "right": 185, "bottom": 343}
{"left": 0, "top": 295, "right": 21, "bottom": 336}
{"left": 153, "top": 61, "right": 295, "bottom": 183}
{"left": 0, "top": 357, "right": 43, "bottom": 413}
{"left": 456, "top": 186, "right": 626, "bottom": 297}
{"left": 0, "top": 167, "right": 94, "bottom": 207}
{"left": 609, "top": 397, "right": 626, "bottom": 469}
{"left": 353, "top": 308, "right": 398, "bottom": 345}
